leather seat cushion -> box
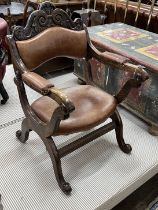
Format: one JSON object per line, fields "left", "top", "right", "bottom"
{"left": 31, "top": 85, "right": 117, "bottom": 135}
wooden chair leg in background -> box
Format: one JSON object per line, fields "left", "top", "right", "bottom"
{"left": 0, "top": 81, "right": 9, "bottom": 104}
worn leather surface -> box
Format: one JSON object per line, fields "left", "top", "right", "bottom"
{"left": 99, "top": 51, "right": 130, "bottom": 66}
{"left": 22, "top": 72, "right": 54, "bottom": 92}
{"left": 16, "top": 27, "right": 87, "bottom": 70}
{"left": 31, "top": 85, "right": 117, "bottom": 135}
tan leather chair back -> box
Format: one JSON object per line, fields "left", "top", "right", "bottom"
{"left": 16, "top": 27, "right": 87, "bottom": 70}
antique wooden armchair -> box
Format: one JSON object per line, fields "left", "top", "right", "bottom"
{"left": 7, "top": 6, "right": 149, "bottom": 194}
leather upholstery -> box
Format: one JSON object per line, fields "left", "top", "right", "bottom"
{"left": 31, "top": 85, "right": 117, "bottom": 135}
{"left": 16, "top": 27, "right": 87, "bottom": 70}
{"left": 99, "top": 51, "right": 130, "bottom": 66}
{"left": 22, "top": 72, "right": 54, "bottom": 93}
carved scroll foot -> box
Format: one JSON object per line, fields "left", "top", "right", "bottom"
{"left": 42, "top": 136, "right": 72, "bottom": 195}
{"left": 60, "top": 181, "right": 72, "bottom": 195}
{"left": 148, "top": 124, "right": 158, "bottom": 136}
{"left": 16, "top": 118, "right": 30, "bottom": 143}
{"left": 120, "top": 143, "right": 132, "bottom": 154}
{"left": 111, "top": 110, "right": 132, "bottom": 154}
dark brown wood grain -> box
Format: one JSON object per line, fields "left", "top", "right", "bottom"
{"left": 6, "top": 2, "right": 148, "bottom": 195}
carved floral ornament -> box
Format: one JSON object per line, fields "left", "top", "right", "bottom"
{"left": 13, "top": 1, "right": 83, "bottom": 41}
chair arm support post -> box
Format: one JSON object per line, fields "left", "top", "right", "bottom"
{"left": 14, "top": 75, "right": 45, "bottom": 125}
{"left": 115, "top": 64, "right": 149, "bottom": 104}
{"left": 46, "top": 106, "right": 68, "bottom": 137}
{"left": 114, "top": 78, "right": 141, "bottom": 104}
{"left": 14, "top": 75, "right": 63, "bottom": 137}
{"left": 48, "top": 87, "right": 75, "bottom": 115}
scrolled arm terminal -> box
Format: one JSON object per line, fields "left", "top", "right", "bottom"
{"left": 48, "top": 87, "right": 75, "bottom": 114}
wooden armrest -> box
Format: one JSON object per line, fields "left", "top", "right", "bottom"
{"left": 88, "top": 44, "right": 149, "bottom": 103}
{"left": 90, "top": 45, "right": 149, "bottom": 81}
{"left": 22, "top": 72, "right": 54, "bottom": 94}
{"left": 22, "top": 72, "right": 74, "bottom": 113}
{"left": 89, "top": 43, "right": 130, "bottom": 68}
{"left": 48, "top": 87, "right": 75, "bottom": 114}
{"left": 98, "top": 51, "right": 130, "bottom": 67}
